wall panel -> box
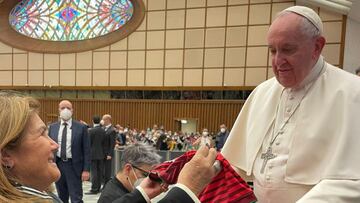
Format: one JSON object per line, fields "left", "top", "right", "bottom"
{"left": 0, "top": 0, "right": 347, "bottom": 90}
{"left": 39, "top": 99, "right": 244, "bottom": 132}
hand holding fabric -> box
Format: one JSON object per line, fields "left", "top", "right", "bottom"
{"left": 177, "top": 146, "right": 217, "bottom": 195}
{"left": 139, "top": 177, "right": 168, "bottom": 199}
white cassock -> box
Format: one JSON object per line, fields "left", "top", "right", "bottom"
{"left": 222, "top": 56, "right": 360, "bottom": 202}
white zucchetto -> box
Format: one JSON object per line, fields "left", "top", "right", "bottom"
{"left": 284, "top": 6, "right": 323, "bottom": 35}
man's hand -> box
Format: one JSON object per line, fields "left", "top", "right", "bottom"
{"left": 139, "top": 177, "right": 168, "bottom": 199}
{"left": 82, "top": 171, "right": 90, "bottom": 181}
{"left": 177, "top": 146, "right": 218, "bottom": 195}
{"left": 106, "top": 155, "right": 112, "bottom": 160}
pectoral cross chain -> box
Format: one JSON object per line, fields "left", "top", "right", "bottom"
{"left": 260, "top": 146, "right": 276, "bottom": 174}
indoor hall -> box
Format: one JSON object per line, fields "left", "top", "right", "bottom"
{"left": 0, "top": 0, "right": 360, "bottom": 202}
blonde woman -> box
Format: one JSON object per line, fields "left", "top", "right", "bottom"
{"left": 0, "top": 91, "right": 62, "bottom": 202}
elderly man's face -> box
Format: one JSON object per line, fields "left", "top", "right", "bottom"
{"left": 267, "top": 14, "right": 323, "bottom": 88}
{"left": 58, "top": 100, "right": 73, "bottom": 113}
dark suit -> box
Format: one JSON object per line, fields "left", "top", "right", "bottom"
{"left": 89, "top": 125, "right": 106, "bottom": 192}
{"left": 103, "top": 125, "right": 117, "bottom": 184}
{"left": 111, "top": 187, "right": 195, "bottom": 203}
{"left": 158, "top": 187, "right": 195, "bottom": 203}
{"left": 99, "top": 176, "right": 195, "bottom": 203}
{"left": 49, "top": 120, "right": 91, "bottom": 203}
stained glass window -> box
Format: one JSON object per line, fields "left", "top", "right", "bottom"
{"left": 9, "top": 0, "right": 134, "bottom": 41}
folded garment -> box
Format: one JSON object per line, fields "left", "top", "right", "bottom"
{"left": 151, "top": 150, "right": 257, "bottom": 203}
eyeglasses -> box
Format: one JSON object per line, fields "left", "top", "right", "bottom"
{"left": 148, "top": 171, "right": 163, "bottom": 183}
{"left": 131, "top": 165, "right": 149, "bottom": 178}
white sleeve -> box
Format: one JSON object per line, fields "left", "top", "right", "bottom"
{"left": 174, "top": 183, "right": 201, "bottom": 203}
{"left": 297, "top": 179, "right": 360, "bottom": 203}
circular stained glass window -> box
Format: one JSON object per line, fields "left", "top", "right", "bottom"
{"left": 0, "top": 0, "right": 144, "bottom": 53}
{"left": 9, "top": 0, "right": 134, "bottom": 41}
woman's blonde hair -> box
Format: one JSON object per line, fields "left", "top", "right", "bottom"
{"left": 0, "top": 91, "right": 51, "bottom": 202}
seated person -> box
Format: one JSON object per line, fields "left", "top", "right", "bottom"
{"left": 0, "top": 91, "right": 62, "bottom": 202}
{"left": 98, "top": 143, "right": 162, "bottom": 202}
{"left": 100, "top": 143, "right": 218, "bottom": 203}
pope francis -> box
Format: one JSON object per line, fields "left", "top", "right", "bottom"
{"left": 222, "top": 5, "right": 360, "bottom": 203}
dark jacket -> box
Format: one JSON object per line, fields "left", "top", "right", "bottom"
{"left": 98, "top": 176, "right": 195, "bottom": 203}
{"left": 49, "top": 120, "right": 91, "bottom": 174}
{"left": 215, "top": 131, "right": 229, "bottom": 150}
{"left": 103, "top": 125, "right": 117, "bottom": 157}
{"left": 89, "top": 125, "right": 106, "bottom": 160}
{"left": 98, "top": 177, "right": 135, "bottom": 203}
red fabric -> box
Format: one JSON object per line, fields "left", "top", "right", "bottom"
{"left": 151, "top": 151, "right": 257, "bottom": 203}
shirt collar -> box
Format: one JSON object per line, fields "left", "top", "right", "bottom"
{"left": 16, "top": 185, "right": 52, "bottom": 199}
{"left": 295, "top": 55, "right": 325, "bottom": 90}
{"left": 61, "top": 118, "right": 72, "bottom": 128}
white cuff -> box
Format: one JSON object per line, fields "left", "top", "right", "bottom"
{"left": 136, "top": 186, "right": 151, "bottom": 203}
{"left": 174, "top": 183, "right": 201, "bottom": 203}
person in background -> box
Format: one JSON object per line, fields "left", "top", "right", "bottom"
{"left": 49, "top": 100, "right": 90, "bottom": 203}
{"left": 215, "top": 124, "right": 229, "bottom": 151}
{"left": 115, "top": 125, "right": 127, "bottom": 147}
{"left": 86, "top": 115, "right": 106, "bottom": 194}
{"left": 222, "top": 6, "right": 360, "bottom": 202}
{"left": 156, "top": 130, "right": 168, "bottom": 151}
{"left": 0, "top": 91, "right": 62, "bottom": 202}
{"left": 101, "top": 114, "right": 117, "bottom": 186}
{"left": 98, "top": 143, "right": 161, "bottom": 202}
{"left": 193, "top": 128, "right": 212, "bottom": 148}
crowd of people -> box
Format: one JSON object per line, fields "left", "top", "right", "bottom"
{"left": 89, "top": 123, "right": 230, "bottom": 152}
{"left": 83, "top": 116, "right": 230, "bottom": 197}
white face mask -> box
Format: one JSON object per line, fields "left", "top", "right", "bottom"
{"left": 202, "top": 132, "right": 209, "bottom": 136}
{"left": 128, "top": 166, "right": 144, "bottom": 190}
{"left": 134, "top": 177, "right": 145, "bottom": 188}
{"left": 220, "top": 128, "right": 226, "bottom": 133}
{"left": 60, "top": 108, "right": 72, "bottom": 121}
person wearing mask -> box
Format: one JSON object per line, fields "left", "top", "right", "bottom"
{"left": 222, "top": 6, "right": 360, "bottom": 202}
{"left": 215, "top": 124, "right": 229, "bottom": 151}
{"left": 49, "top": 100, "right": 90, "bottom": 203}
{"left": 101, "top": 114, "right": 117, "bottom": 186}
{"left": 100, "top": 143, "right": 219, "bottom": 203}
{"left": 98, "top": 143, "right": 162, "bottom": 202}
{"left": 86, "top": 115, "right": 106, "bottom": 194}
{"left": 194, "top": 128, "right": 212, "bottom": 148}
{"left": 0, "top": 91, "right": 62, "bottom": 202}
